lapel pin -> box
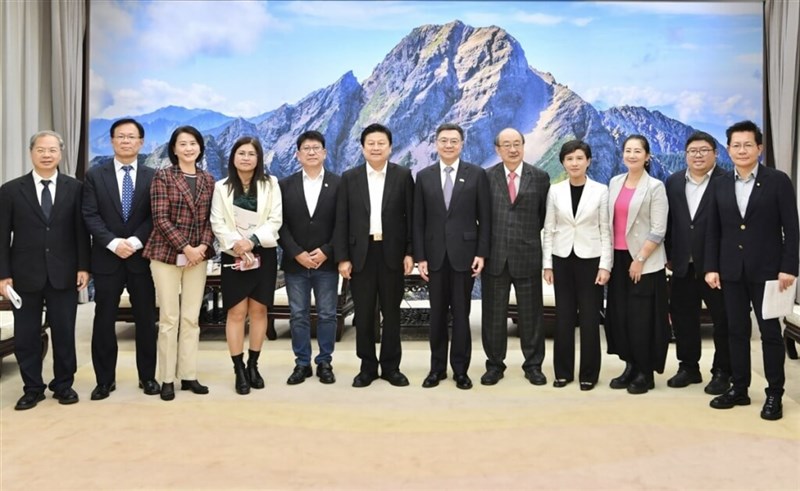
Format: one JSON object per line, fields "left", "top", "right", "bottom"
{"left": 324, "top": 183, "right": 328, "bottom": 187}
{"left": 459, "top": 178, "right": 465, "bottom": 182}
{"left": 756, "top": 182, "right": 760, "bottom": 187}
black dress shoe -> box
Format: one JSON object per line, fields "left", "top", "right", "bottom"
{"left": 234, "top": 365, "right": 250, "bottom": 395}
{"left": 381, "top": 370, "right": 410, "bottom": 387}
{"left": 626, "top": 373, "right": 654, "bottom": 394}
{"left": 524, "top": 368, "right": 547, "bottom": 386}
{"left": 761, "top": 395, "right": 783, "bottom": 421}
{"left": 609, "top": 363, "right": 634, "bottom": 389}
{"left": 352, "top": 371, "right": 379, "bottom": 387}
{"left": 287, "top": 365, "right": 313, "bottom": 385}
{"left": 454, "top": 373, "right": 473, "bottom": 390}
{"left": 15, "top": 392, "right": 45, "bottom": 411}
{"left": 480, "top": 369, "right": 504, "bottom": 386}
{"left": 422, "top": 371, "right": 447, "bottom": 388}
{"left": 53, "top": 387, "right": 79, "bottom": 405}
{"left": 579, "top": 382, "right": 595, "bottom": 391}
{"left": 247, "top": 361, "right": 265, "bottom": 389}
{"left": 553, "top": 379, "right": 572, "bottom": 388}
{"left": 316, "top": 362, "right": 336, "bottom": 384}
{"left": 161, "top": 382, "right": 175, "bottom": 401}
{"left": 667, "top": 369, "right": 702, "bottom": 388}
{"left": 710, "top": 389, "right": 750, "bottom": 409}
{"left": 180, "top": 379, "right": 209, "bottom": 394}
{"left": 91, "top": 382, "right": 116, "bottom": 401}
{"left": 139, "top": 379, "right": 161, "bottom": 395}
{"left": 703, "top": 370, "right": 731, "bottom": 395}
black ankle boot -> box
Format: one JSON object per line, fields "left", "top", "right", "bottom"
{"left": 609, "top": 362, "right": 634, "bottom": 389}
{"left": 232, "top": 354, "right": 250, "bottom": 395}
{"left": 247, "top": 349, "right": 265, "bottom": 389}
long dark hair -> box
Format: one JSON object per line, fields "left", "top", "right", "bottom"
{"left": 226, "top": 136, "right": 269, "bottom": 197}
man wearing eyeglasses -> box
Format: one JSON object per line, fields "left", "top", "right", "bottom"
{"left": 480, "top": 128, "right": 550, "bottom": 386}
{"left": 413, "top": 123, "right": 491, "bottom": 390}
{"left": 278, "top": 130, "right": 341, "bottom": 385}
{"left": 82, "top": 118, "right": 160, "bottom": 400}
{"left": 664, "top": 131, "right": 730, "bottom": 395}
{"left": 0, "top": 131, "right": 90, "bottom": 410}
{"left": 705, "top": 120, "right": 799, "bottom": 421}
{"left": 335, "top": 123, "right": 414, "bottom": 388}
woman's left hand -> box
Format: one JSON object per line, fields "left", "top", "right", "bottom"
{"left": 628, "top": 260, "right": 643, "bottom": 284}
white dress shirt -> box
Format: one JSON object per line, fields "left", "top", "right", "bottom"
{"left": 503, "top": 164, "right": 520, "bottom": 197}
{"left": 734, "top": 164, "right": 758, "bottom": 218}
{"left": 107, "top": 159, "right": 144, "bottom": 252}
{"left": 32, "top": 169, "right": 57, "bottom": 204}
{"left": 440, "top": 159, "right": 460, "bottom": 189}
{"left": 302, "top": 168, "right": 325, "bottom": 217}
{"left": 367, "top": 162, "right": 387, "bottom": 235}
{"left": 684, "top": 166, "right": 714, "bottom": 220}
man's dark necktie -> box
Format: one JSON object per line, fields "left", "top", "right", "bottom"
{"left": 443, "top": 166, "right": 454, "bottom": 210}
{"left": 121, "top": 166, "right": 134, "bottom": 222}
{"left": 41, "top": 179, "right": 53, "bottom": 219}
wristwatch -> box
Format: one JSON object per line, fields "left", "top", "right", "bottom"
{"left": 249, "top": 234, "right": 261, "bottom": 248}
{"left": 635, "top": 255, "right": 646, "bottom": 263}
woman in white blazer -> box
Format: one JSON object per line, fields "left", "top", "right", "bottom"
{"left": 605, "top": 135, "right": 670, "bottom": 395}
{"left": 210, "top": 136, "right": 282, "bottom": 394}
{"left": 542, "top": 140, "right": 612, "bottom": 391}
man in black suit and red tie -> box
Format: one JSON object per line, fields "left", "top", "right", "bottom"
{"left": 82, "top": 118, "right": 159, "bottom": 400}
{"left": 664, "top": 131, "right": 731, "bottom": 395}
{"left": 414, "top": 123, "right": 491, "bottom": 390}
{"left": 0, "top": 130, "right": 90, "bottom": 410}
{"left": 705, "top": 120, "right": 799, "bottom": 421}
{"left": 481, "top": 128, "right": 550, "bottom": 386}
{"left": 335, "top": 123, "right": 414, "bottom": 388}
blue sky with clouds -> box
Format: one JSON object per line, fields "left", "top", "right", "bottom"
{"left": 90, "top": 0, "right": 763, "bottom": 140}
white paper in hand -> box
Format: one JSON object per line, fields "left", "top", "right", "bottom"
{"left": 762, "top": 279, "right": 797, "bottom": 320}
{"left": 5, "top": 285, "right": 22, "bottom": 309}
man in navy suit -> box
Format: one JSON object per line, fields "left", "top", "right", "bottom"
{"left": 705, "top": 120, "right": 799, "bottom": 421}
{"left": 82, "top": 118, "right": 159, "bottom": 400}
{"left": 414, "top": 123, "right": 491, "bottom": 390}
{"left": 279, "top": 130, "right": 341, "bottom": 385}
{"left": 0, "top": 130, "right": 90, "bottom": 410}
{"left": 335, "top": 124, "right": 414, "bottom": 388}
{"left": 665, "top": 131, "right": 730, "bottom": 395}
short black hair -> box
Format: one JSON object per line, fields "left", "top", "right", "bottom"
{"left": 297, "top": 130, "right": 326, "bottom": 150}
{"left": 360, "top": 123, "right": 392, "bottom": 147}
{"left": 559, "top": 140, "right": 592, "bottom": 163}
{"left": 110, "top": 118, "right": 144, "bottom": 139}
{"left": 725, "top": 120, "right": 763, "bottom": 146}
{"left": 685, "top": 131, "right": 716, "bottom": 151}
{"left": 167, "top": 125, "right": 205, "bottom": 166}
{"left": 435, "top": 123, "right": 464, "bottom": 141}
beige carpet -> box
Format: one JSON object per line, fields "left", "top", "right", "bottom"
{"left": 1, "top": 303, "right": 798, "bottom": 490}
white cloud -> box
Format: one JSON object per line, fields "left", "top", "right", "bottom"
{"left": 98, "top": 79, "right": 228, "bottom": 119}
{"left": 90, "top": 1, "right": 137, "bottom": 64}
{"left": 138, "top": 1, "right": 278, "bottom": 63}
{"left": 283, "top": 1, "right": 424, "bottom": 29}
{"left": 89, "top": 70, "right": 113, "bottom": 119}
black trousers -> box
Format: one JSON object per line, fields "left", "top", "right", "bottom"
{"left": 428, "top": 255, "right": 474, "bottom": 375}
{"left": 92, "top": 268, "right": 158, "bottom": 385}
{"left": 350, "top": 240, "right": 404, "bottom": 375}
{"left": 14, "top": 281, "right": 78, "bottom": 393}
{"left": 552, "top": 254, "right": 602, "bottom": 383}
{"left": 481, "top": 264, "right": 545, "bottom": 372}
{"left": 721, "top": 278, "right": 785, "bottom": 397}
{"left": 669, "top": 264, "right": 730, "bottom": 374}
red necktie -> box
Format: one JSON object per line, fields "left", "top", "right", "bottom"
{"left": 508, "top": 171, "right": 517, "bottom": 203}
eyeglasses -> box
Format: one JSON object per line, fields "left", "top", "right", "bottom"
{"left": 498, "top": 142, "right": 523, "bottom": 150}
{"left": 686, "top": 148, "right": 714, "bottom": 156}
{"left": 114, "top": 135, "right": 141, "bottom": 141}
{"left": 437, "top": 138, "right": 462, "bottom": 146}
{"left": 729, "top": 143, "right": 758, "bottom": 151}
{"left": 300, "top": 145, "right": 324, "bottom": 154}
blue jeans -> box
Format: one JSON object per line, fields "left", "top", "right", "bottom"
{"left": 285, "top": 269, "right": 339, "bottom": 366}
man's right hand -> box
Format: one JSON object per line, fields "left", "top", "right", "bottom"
{"left": 418, "top": 260, "right": 429, "bottom": 282}
{"left": 705, "top": 272, "right": 721, "bottom": 290}
{"left": 0, "top": 278, "right": 13, "bottom": 299}
{"left": 114, "top": 240, "right": 136, "bottom": 259}
{"left": 338, "top": 260, "right": 353, "bottom": 280}
{"left": 295, "top": 251, "right": 318, "bottom": 269}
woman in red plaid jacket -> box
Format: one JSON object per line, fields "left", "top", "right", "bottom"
{"left": 143, "top": 126, "right": 215, "bottom": 401}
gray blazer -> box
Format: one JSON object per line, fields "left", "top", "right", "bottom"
{"left": 607, "top": 172, "right": 668, "bottom": 274}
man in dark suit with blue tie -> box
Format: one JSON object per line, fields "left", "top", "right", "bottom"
{"left": 414, "top": 123, "right": 491, "bottom": 390}
{"left": 705, "top": 120, "right": 799, "bottom": 421}
{"left": 0, "top": 130, "right": 90, "bottom": 410}
{"left": 279, "top": 130, "right": 341, "bottom": 385}
{"left": 82, "top": 118, "right": 159, "bottom": 400}
{"left": 335, "top": 124, "right": 414, "bottom": 388}
{"left": 665, "top": 131, "right": 730, "bottom": 395}
{"left": 481, "top": 128, "right": 550, "bottom": 386}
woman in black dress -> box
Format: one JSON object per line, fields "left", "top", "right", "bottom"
{"left": 210, "top": 137, "right": 282, "bottom": 394}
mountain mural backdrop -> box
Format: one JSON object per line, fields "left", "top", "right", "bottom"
{"left": 89, "top": 21, "right": 732, "bottom": 182}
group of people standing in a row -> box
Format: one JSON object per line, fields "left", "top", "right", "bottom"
{"left": 1, "top": 118, "right": 796, "bottom": 422}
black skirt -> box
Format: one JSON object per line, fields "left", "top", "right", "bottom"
{"left": 220, "top": 247, "right": 278, "bottom": 310}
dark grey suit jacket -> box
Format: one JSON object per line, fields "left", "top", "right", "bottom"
{"left": 484, "top": 162, "right": 550, "bottom": 277}
{"left": 278, "top": 169, "right": 341, "bottom": 274}
{"left": 413, "top": 161, "right": 491, "bottom": 272}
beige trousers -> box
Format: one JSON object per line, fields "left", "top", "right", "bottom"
{"left": 150, "top": 260, "right": 208, "bottom": 383}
